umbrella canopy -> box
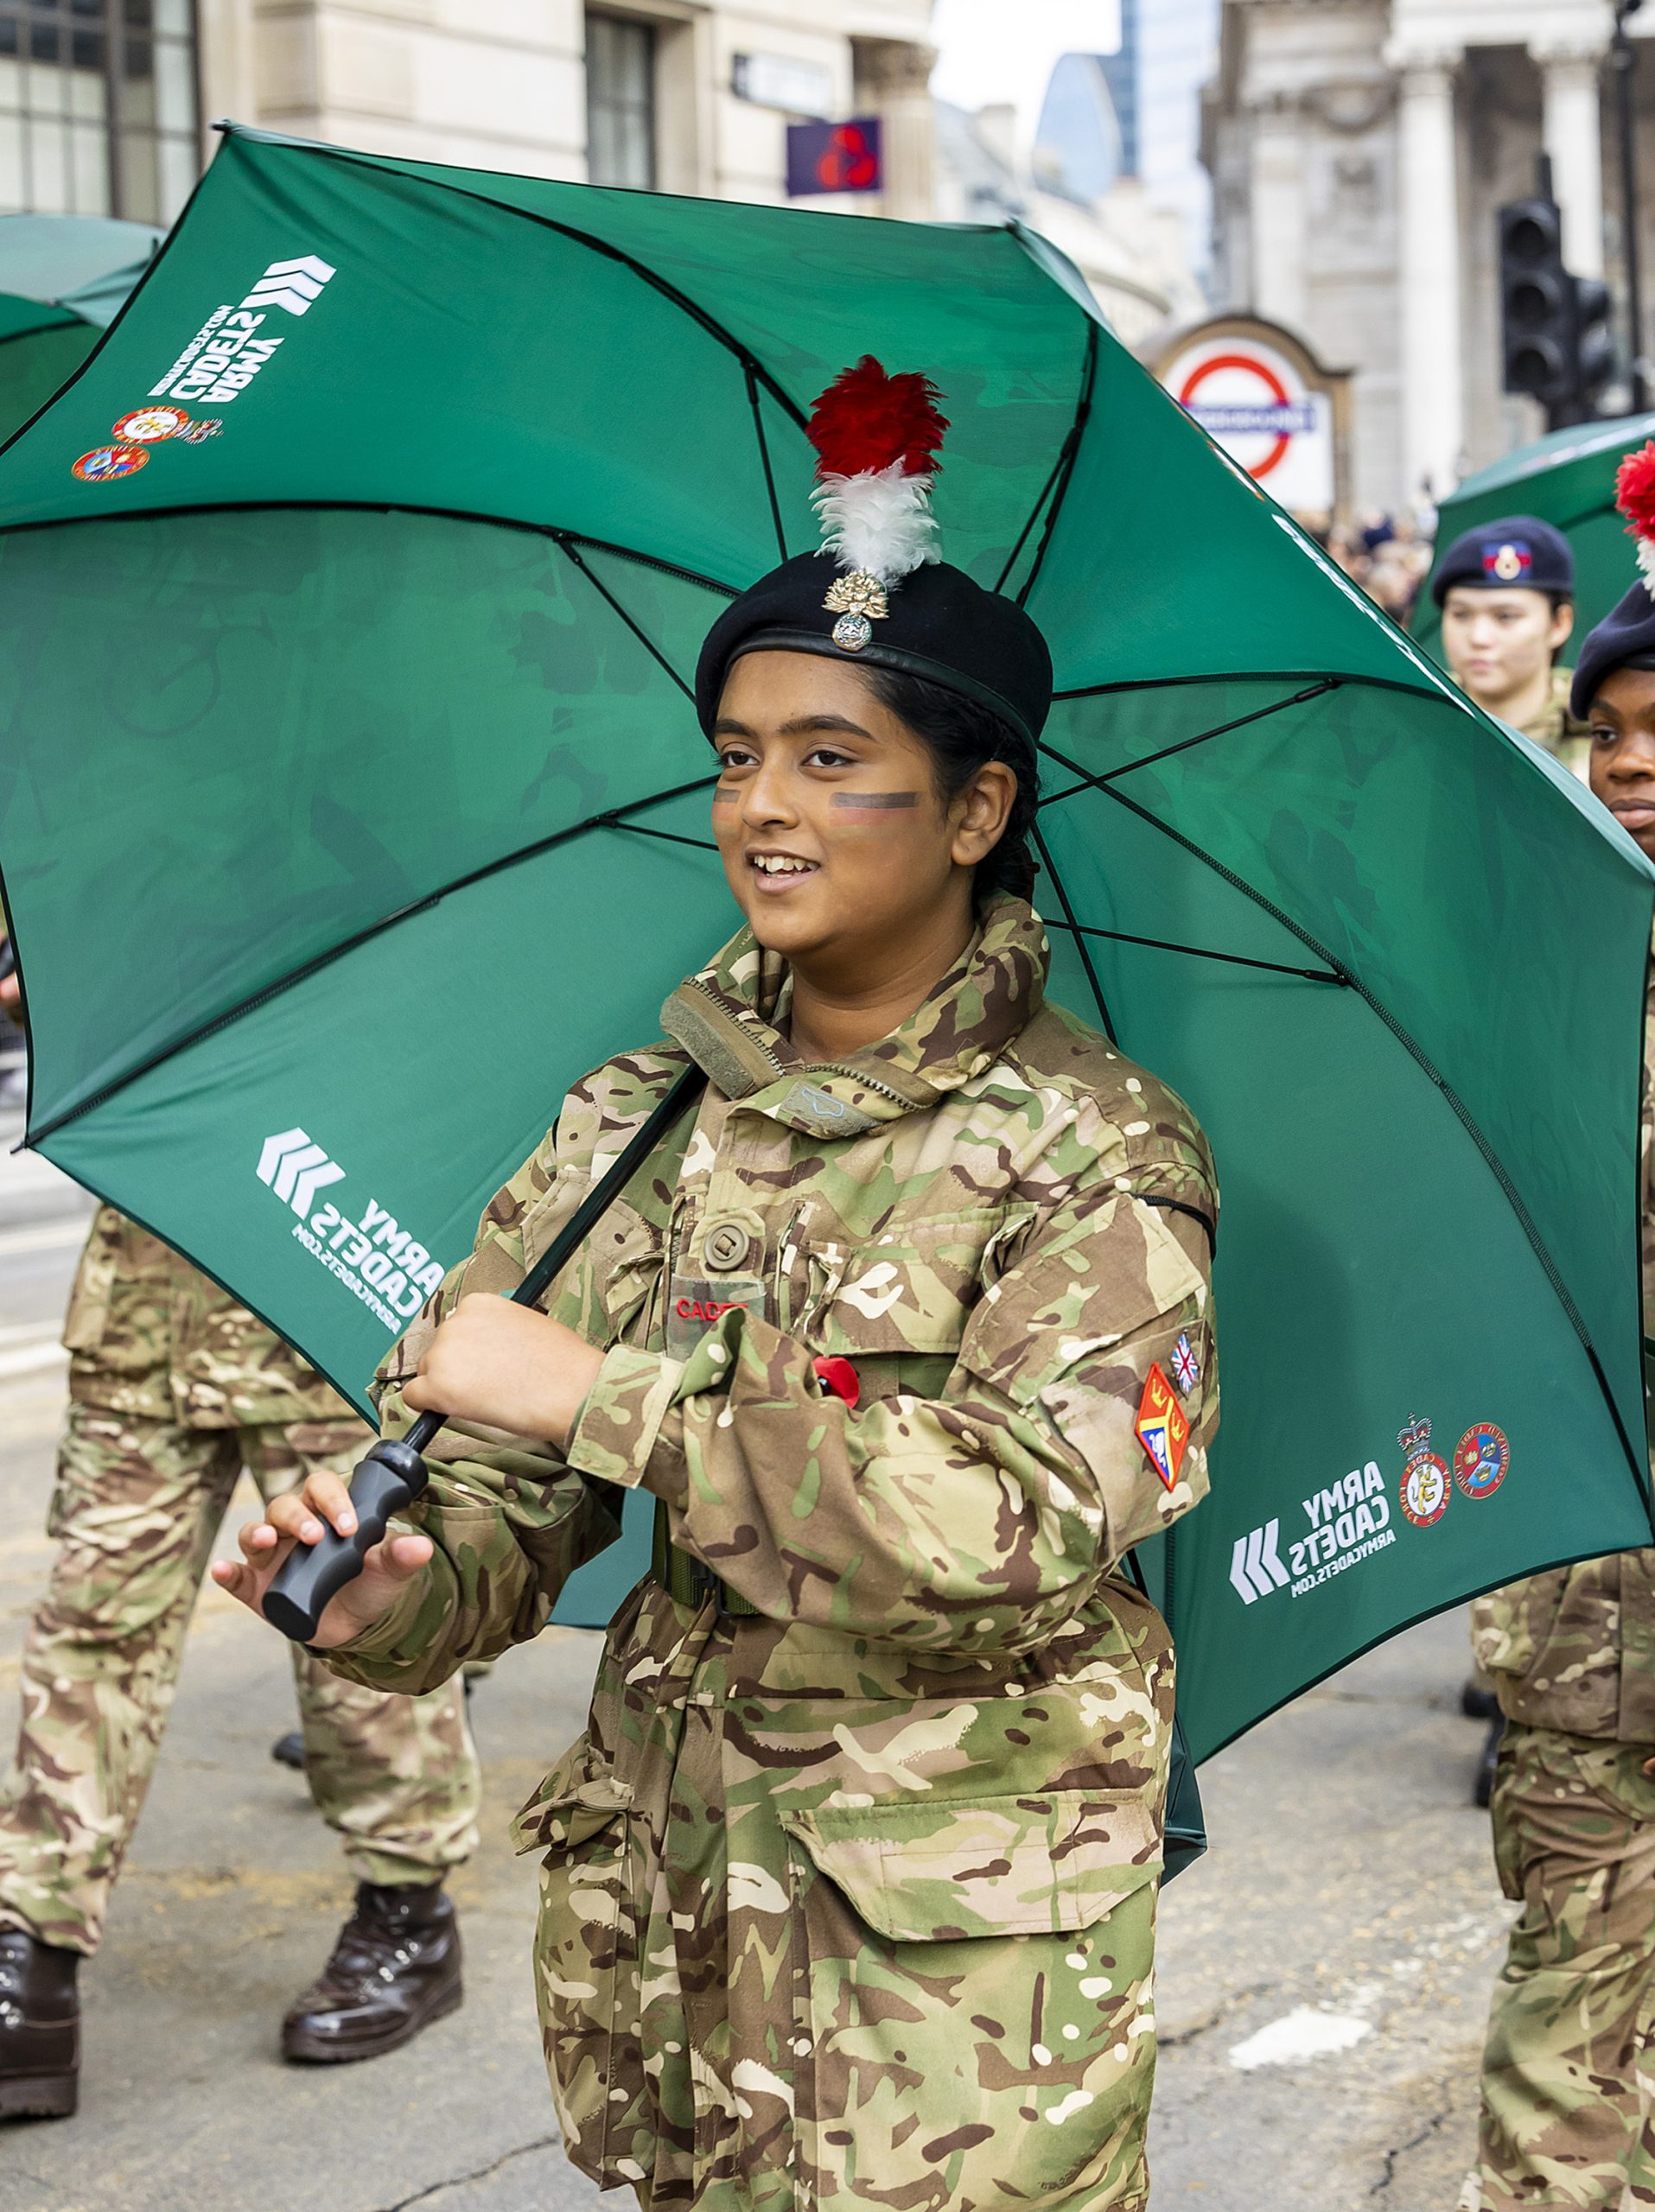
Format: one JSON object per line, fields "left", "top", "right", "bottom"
{"left": 1414, "top": 412, "right": 1655, "bottom": 661}
{"left": 0, "top": 124, "right": 1650, "bottom": 1760}
{"left": 0, "top": 215, "right": 164, "bottom": 448}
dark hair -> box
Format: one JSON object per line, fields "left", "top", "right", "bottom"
{"left": 863, "top": 665, "right": 1041, "bottom": 907}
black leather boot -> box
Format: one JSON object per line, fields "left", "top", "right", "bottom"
{"left": 281, "top": 1881, "right": 461, "bottom": 2063}
{"left": 0, "top": 1929, "right": 80, "bottom": 2120}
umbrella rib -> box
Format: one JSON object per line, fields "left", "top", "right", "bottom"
{"left": 745, "top": 361, "right": 790, "bottom": 564}
{"left": 1041, "top": 915, "right": 1342, "bottom": 985}
{"left": 25, "top": 772, "right": 721, "bottom": 1144}
{"left": 1052, "top": 668, "right": 1439, "bottom": 703}
{"left": 992, "top": 443, "right": 1070, "bottom": 598}
{"left": 600, "top": 820, "right": 717, "bottom": 855}
{"left": 1014, "top": 322, "right": 1098, "bottom": 609}
{"left": 557, "top": 537, "right": 696, "bottom": 701}
{"left": 1031, "top": 820, "right": 1117, "bottom": 1042}
{"left": 0, "top": 499, "right": 745, "bottom": 601}
{"left": 1039, "top": 679, "right": 1340, "bottom": 801}
{"left": 1042, "top": 745, "right": 1650, "bottom": 1495}
{"left": 270, "top": 140, "right": 812, "bottom": 429}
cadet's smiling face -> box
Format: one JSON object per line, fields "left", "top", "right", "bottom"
{"left": 1588, "top": 664, "right": 1655, "bottom": 861}
{"left": 710, "top": 650, "right": 1013, "bottom": 972}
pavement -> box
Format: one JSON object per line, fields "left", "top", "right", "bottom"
{"left": 0, "top": 1110, "right": 1517, "bottom": 2211}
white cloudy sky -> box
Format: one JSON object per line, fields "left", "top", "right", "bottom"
{"left": 929, "top": 0, "right": 1121, "bottom": 118}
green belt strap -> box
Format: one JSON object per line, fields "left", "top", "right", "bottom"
{"left": 651, "top": 1497, "right": 759, "bottom": 1616}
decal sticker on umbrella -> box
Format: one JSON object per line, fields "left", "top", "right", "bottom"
{"left": 1454, "top": 1421, "right": 1510, "bottom": 1500}
{"left": 1397, "top": 1416, "right": 1450, "bottom": 1528}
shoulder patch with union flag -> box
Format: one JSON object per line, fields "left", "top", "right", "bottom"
{"left": 1136, "top": 1361, "right": 1190, "bottom": 1491}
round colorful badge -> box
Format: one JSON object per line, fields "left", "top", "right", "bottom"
{"left": 71, "top": 443, "right": 149, "bottom": 482}
{"left": 1454, "top": 1421, "right": 1509, "bottom": 1500}
{"left": 1399, "top": 1450, "right": 1449, "bottom": 1527}
{"left": 111, "top": 404, "right": 191, "bottom": 444}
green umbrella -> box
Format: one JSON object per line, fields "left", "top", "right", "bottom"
{"left": 0, "top": 124, "right": 1650, "bottom": 1760}
{"left": 1414, "top": 412, "right": 1655, "bottom": 661}
{"left": 0, "top": 214, "right": 164, "bottom": 448}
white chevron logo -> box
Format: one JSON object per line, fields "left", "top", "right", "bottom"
{"left": 240, "top": 255, "right": 336, "bottom": 317}
{"left": 1229, "top": 1518, "right": 1289, "bottom": 1605}
{"left": 257, "top": 1127, "right": 346, "bottom": 1217}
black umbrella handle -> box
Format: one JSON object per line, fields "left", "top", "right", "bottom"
{"left": 261, "top": 1063, "right": 709, "bottom": 1645}
{"left": 264, "top": 1423, "right": 436, "bottom": 1643}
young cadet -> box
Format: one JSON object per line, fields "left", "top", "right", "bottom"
{"left": 1461, "top": 467, "right": 1655, "bottom": 2212}
{"left": 217, "top": 359, "right": 1219, "bottom": 2210}
{"left": 1434, "top": 515, "right": 1588, "bottom": 772}
{"left": 0, "top": 991, "right": 480, "bottom": 2119}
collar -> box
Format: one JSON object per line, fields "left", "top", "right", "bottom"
{"left": 660, "top": 896, "right": 1048, "bottom": 1139}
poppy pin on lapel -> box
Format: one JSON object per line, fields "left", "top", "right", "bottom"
{"left": 1136, "top": 1362, "right": 1190, "bottom": 1491}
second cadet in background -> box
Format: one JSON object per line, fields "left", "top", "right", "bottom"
{"left": 1435, "top": 515, "right": 1588, "bottom": 772}
{"left": 1460, "top": 539, "right": 1655, "bottom": 2212}
{"left": 0, "top": 1200, "right": 482, "bottom": 2121}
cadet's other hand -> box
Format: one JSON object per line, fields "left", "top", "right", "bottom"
{"left": 402, "top": 1294, "right": 604, "bottom": 1450}
{"left": 209, "top": 1467, "right": 433, "bottom": 1648}
{"left": 0, "top": 972, "right": 20, "bottom": 1014}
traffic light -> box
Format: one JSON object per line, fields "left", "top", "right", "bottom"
{"left": 1499, "top": 184, "right": 1619, "bottom": 428}
{"left": 1573, "top": 276, "right": 1615, "bottom": 414}
{"left": 1499, "top": 193, "right": 1577, "bottom": 419}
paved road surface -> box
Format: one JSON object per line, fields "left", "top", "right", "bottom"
{"left": 0, "top": 1125, "right": 1512, "bottom": 2209}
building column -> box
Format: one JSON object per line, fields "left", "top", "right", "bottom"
{"left": 1388, "top": 48, "right": 1464, "bottom": 505}
{"left": 852, "top": 40, "right": 936, "bottom": 221}
{"left": 1537, "top": 41, "right": 1607, "bottom": 276}
{"left": 1249, "top": 92, "right": 1307, "bottom": 328}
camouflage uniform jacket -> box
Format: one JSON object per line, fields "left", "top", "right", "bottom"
{"left": 1517, "top": 665, "right": 1591, "bottom": 780}
{"left": 1471, "top": 958, "right": 1655, "bottom": 1741}
{"left": 65, "top": 1204, "right": 353, "bottom": 1427}
{"left": 329, "top": 898, "right": 1219, "bottom": 2202}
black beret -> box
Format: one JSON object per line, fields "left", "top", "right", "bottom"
{"left": 695, "top": 552, "right": 1054, "bottom": 748}
{"left": 1430, "top": 514, "right": 1574, "bottom": 605}
{"left": 1569, "top": 579, "right": 1655, "bottom": 718}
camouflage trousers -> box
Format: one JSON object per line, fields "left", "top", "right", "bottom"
{"left": 0, "top": 1400, "right": 481, "bottom": 1955}
{"left": 1466, "top": 1722, "right": 1655, "bottom": 2212}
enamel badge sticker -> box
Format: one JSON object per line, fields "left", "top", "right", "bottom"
{"left": 1397, "top": 1414, "right": 1449, "bottom": 1527}
{"left": 1136, "top": 1362, "right": 1189, "bottom": 1491}
{"left": 1454, "top": 1421, "right": 1509, "bottom": 1500}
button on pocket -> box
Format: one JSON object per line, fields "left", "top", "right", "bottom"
{"left": 704, "top": 1221, "right": 752, "bottom": 1273}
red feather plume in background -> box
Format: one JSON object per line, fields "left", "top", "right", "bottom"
{"left": 1615, "top": 441, "right": 1655, "bottom": 546}
{"left": 806, "top": 356, "right": 949, "bottom": 480}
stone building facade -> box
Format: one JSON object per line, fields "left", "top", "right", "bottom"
{"left": 1204, "top": 1, "right": 1655, "bottom": 512}
{"left": 1, "top": 2, "right": 938, "bottom": 227}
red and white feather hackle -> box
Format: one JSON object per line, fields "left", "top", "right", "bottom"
{"left": 1616, "top": 441, "right": 1655, "bottom": 599}
{"left": 806, "top": 356, "right": 949, "bottom": 586}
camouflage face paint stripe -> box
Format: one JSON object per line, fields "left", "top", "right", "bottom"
{"left": 830, "top": 791, "right": 920, "bottom": 808}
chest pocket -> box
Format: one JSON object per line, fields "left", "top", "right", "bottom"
{"left": 799, "top": 1219, "right": 1005, "bottom": 1401}
{"left": 541, "top": 1200, "right": 663, "bottom": 1349}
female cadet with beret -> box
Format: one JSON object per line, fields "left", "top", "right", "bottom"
{"left": 215, "top": 360, "right": 1220, "bottom": 2211}
{"left": 1462, "top": 448, "right": 1655, "bottom": 2212}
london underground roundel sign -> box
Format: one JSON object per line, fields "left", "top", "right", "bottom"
{"left": 1159, "top": 330, "right": 1336, "bottom": 513}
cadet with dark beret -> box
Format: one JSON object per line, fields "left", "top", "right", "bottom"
{"left": 1433, "top": 514, "right": 1586, "bottom": 770}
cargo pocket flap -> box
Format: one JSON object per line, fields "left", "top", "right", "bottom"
{"left": 512, "top": 1738, "right": 633, "bottom": 1856}
{"left": 780, "top": 1789, "right": 1161, "bottom": 1942}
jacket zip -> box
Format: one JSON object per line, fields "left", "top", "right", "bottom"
{"left": 685, "top": 975, "right": 920, "bottom": 1111}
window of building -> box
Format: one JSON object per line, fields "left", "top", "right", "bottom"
{"left": 0, "top": 1, "right": 200, "bottom": 224}
{"left": 586, "top": 10, "right": 656, "bottom": 190}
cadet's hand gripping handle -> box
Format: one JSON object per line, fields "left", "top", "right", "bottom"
{"left": 263, "top": 1418, "right": 437, "bottom": 1643}
{"left": 258, "top": 1062, "right": 709, "bottom": 1647}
